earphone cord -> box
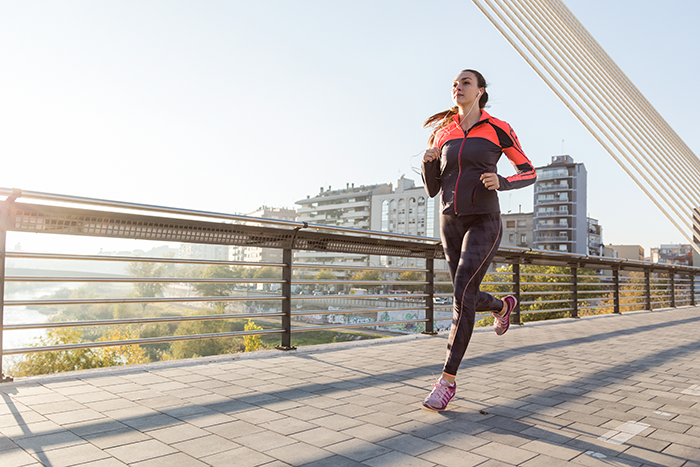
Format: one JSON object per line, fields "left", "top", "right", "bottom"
{"left": 409, "top": 92, "right": 481, "bottom": 174}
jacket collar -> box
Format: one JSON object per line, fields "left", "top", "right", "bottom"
{"left": 451, "top": 109, "right": 491, "bottom": 128}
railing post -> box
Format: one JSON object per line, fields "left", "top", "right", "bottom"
{"left": 512, "top": 261, "right": 521, "bottom": 325}
{"left": 645, "top": 268, "right": 652, "bottom": 310}
{"left": 422, "top": 258, "right": 437, "bottom": 335}
{"left": 276, "top": 248, "right": 295, "bottom": 351}
{"left": 691, "top": 274, "right": 697, "bottom": 307}
{"left": 670, "top": 270, "right": 676, "bottom": 308}
{"left": 0, "top": 199, "right": 13, "bottom": 383}
{"left": 570, "top": 264, "right": 578, "bottom": 318}
{"left": 612, "top": 266, "right": 620, "bottom": 314}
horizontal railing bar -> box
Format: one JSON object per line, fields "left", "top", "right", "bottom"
{"left": 518, "top": 291, "right": 571, "bottom": 295}
{"left": 291, "top": 306, "right": 426, "bottom": 317}
{"left": 291, "top": 293, "right": 427, "bottom": 301}
{"left": 521, "top": 307, "right": 573, "bottom": 314}
{"left": 5, "top": 252, "right": 284, "bottom": 268}
{"left": 290, "top": 318, "right": 428, "bottom": 333}
{"left": 518, "top": 282, "right": 574, "bottom": 286}
{"left": 5, "top": 295, "right": 283, "bottom": 307}
{"left": 292, "top": 263, "right": 429, "bottom": 273}
{"left": 3, "top": 312, "right": 285, "bottom": 331}
{"left": 0, "top": 188, "right": 441, "bottom": 243}
{"left": 291, "top": 280, "right": 427, "bottom": 286}
{"left": 6, "top": 276, "right": 285, "bottom": 284}
{"left": 1, "top": 328, "right": 283, "bottom": 356}
{"left": 521, "top": 299, "right": 571, "bottom": 305}
{"left": 579, "top": 304, "right": 615, "bottom": 310}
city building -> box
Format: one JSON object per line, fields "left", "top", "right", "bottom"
{"left": 501, "top": 212, "right": 534, "bottom": 248}
{"left": 369, "top": 176, "right": 442, "bottom": 268}
{"left": 651, "top": 244, "right": 694, "bottom": 266}
{"left": 587, "top": 217, "right": 603, "bottom": 256}
{"left": 229, "top": 206, "right": 297, "bottom": 263}
{"left": 608, "top": 244, "right": 645, "bottom": 261}
{"left": 533, "top": 155, "right": 588, "bottom": 254}
{"left": 295, "top": 182, "right": 391, "bottom": 266}
{"left": 179, "top": 244, "right": 229, "bottom": 261}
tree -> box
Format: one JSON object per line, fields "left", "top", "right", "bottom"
{"left": 244, "top": 319, "right": 264, "bottom": 352}
{"left": 9, "top": 326, "right": 148, "bottom": 377}
{"left": 192, "top": 265, "right": 237, "bottom": 312}
{"left": 126, "top": 261, "right": 165, "bottom": 312}
{"left": 397, "top": 271, "right": 425, "bottom": 292}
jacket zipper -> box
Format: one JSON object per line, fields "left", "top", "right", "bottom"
{"left": 454, "top": 127, "right": 468, "bottom": 215}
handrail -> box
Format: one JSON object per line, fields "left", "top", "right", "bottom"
{"left": 1, "top": 187, "right": 698, "bottom": 382}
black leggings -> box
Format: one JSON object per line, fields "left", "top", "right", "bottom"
{"left": 440, "top": 212, "right": 503, "bottom": 376}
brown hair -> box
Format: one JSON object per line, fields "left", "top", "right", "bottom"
{"left": 423, "top": 69, "right": 488, "bottom": 146}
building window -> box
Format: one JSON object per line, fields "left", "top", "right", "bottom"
{"left": 506, "top": 221, "right": 516, "bottom": 228}
{"left": 509, "top": 234, "right": 515, "bottom": 243}
{"left": 520, "top": 234, "right": 527, "bottom": 244}
{"left": 381, "top": 200, "right": 388, "bottom": 231}
{"left": 517, "top": 220, "right": 527, "bottom": 227}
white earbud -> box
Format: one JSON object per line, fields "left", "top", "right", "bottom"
{"left": 478, "top": 90, "right": 483, "bottom": 97}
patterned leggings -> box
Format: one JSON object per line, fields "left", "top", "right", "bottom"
{"left": 440, "top": 212, "right": 503, "bottom": 376}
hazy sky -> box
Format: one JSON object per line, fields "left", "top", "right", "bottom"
{"left": 1, "top": 0, "right": 698, "bottom": 255}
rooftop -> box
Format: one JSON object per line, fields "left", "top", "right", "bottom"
{"left": 2, "top": 306, "right": 700, "bottom": 466}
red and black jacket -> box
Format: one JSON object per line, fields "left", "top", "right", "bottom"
{"left": 421, "top": 110, "right": 536, "bottom": 215}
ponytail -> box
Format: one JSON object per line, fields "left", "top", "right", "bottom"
{"left": 423, "top": 106, "right": 458, "bottom": 147}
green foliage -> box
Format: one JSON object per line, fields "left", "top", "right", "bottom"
{"left": 192, "top": 265, "right": 238, "bottom": 312}
{"left": 244, "top": 319, "right": 264, "bottom": 352}
{"left": 9, "top": 326, "right": 148, "bottom": 377}
{"left": 397, "top": 271, "right": 425, "bottom": 292}
{"left": 126, "top": 261, "right": 166, "bottom": 312}
{"left": 477, "top": 264, "right": 609, "bottom": 325}
{"left": 314, "top": 269, "right": 336, "bottom": 280}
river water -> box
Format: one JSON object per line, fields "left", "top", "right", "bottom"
{"left": 3, "top": 285, "right": 69, "bottom": 351}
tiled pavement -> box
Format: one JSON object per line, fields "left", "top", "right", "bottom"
{"left": 2, "top": 307, "right": 700, "bottom": 467}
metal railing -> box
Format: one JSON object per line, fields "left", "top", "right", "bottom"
{"left": 1, "top": 187, "right": 698, "bottom": 382}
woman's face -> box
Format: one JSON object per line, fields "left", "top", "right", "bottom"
{"left": 452, "top": 71, "right": 482, "bottom": 108}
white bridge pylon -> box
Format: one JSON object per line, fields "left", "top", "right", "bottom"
{"left": 472, "top": 0, "right": 700, "bottom": 255}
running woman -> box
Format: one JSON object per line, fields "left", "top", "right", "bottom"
{"left": 421, "top": 69, "right": 536, "bottom": 411}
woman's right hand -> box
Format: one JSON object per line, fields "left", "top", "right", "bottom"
{"left": 423, "top": 147, "right": 440, "bottom": 162}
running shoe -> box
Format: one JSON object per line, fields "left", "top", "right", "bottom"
{"left": 422, "top": 377, "right": 456, "bottom": 411}
{"left": 494, "top": 295, "right": 517, "bottom": 336}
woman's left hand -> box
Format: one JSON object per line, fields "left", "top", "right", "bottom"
{"left": 480, "top": 173, "right": 500, "bottom": 190}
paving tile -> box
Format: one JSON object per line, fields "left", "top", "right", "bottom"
{"left": 472, "top": 441, "right": 538, "bottom": 465}
{"left": 147, "top": 423, "right": 210, "bottom": 444}
{"left": 377, "top": 434, "right": 441, "bottom": 456}
{"left": 131, "top": 452, "right": 209, "bottom": 467}
{"left": 172, "top": 434, "right": 240, "bottom": 458}
{"left": 83, "top": 427, "right": 152, "bottom": 449}
{"left": 519, "top": 439, "right": 581, "bottom": 461}
{"left": 264, "top": 441, "right": 330, "bottom": 465}
{"left": 291, "top": 426, "right": 351, "bottom": 447}
{"left": 205, "top": 420, "right": 266, "bottom": 439}
{"left": 419, "top": 445, "right": 490, "bottom": 467}
{"left": 31, "top": 442, "right": 111, "bottom": 467}
{"left": 13, "top": 431, "right": 86, "bottom": 454}
{"left": 105, "top": 439, "right": 177, "bottom": 464}
{"left": 0, "top": 447, "right": 41, "bottom": 467}
{"left": 362, "top": 450, "right": 436, "bottom": 467}
{"left": 235, "top": 430, "right": 297, "bottom": 452}
{"left": 324, "top": 438, "right": 390, "bottom": 462}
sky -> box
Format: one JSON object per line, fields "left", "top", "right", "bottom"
{"left": 1, "top": 0, "right": 699, "bottom": 256}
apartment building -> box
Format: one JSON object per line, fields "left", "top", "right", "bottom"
{"left": 501, "top": 212, "right": 533, "bottom": 248}
{"left": 295, "top": 183, "right": 391, "bottom": 266}
{"left": 651, "top": 244, "right": 694, "bottom": 266}
{"left": 229, "top": 206, "right": 298, "bottom": 263}
{"left": 533, "top": 155, "right": 588, "bottom": 254}
{"left": 369, "top": 176, "right": 442, "bottom": 268}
